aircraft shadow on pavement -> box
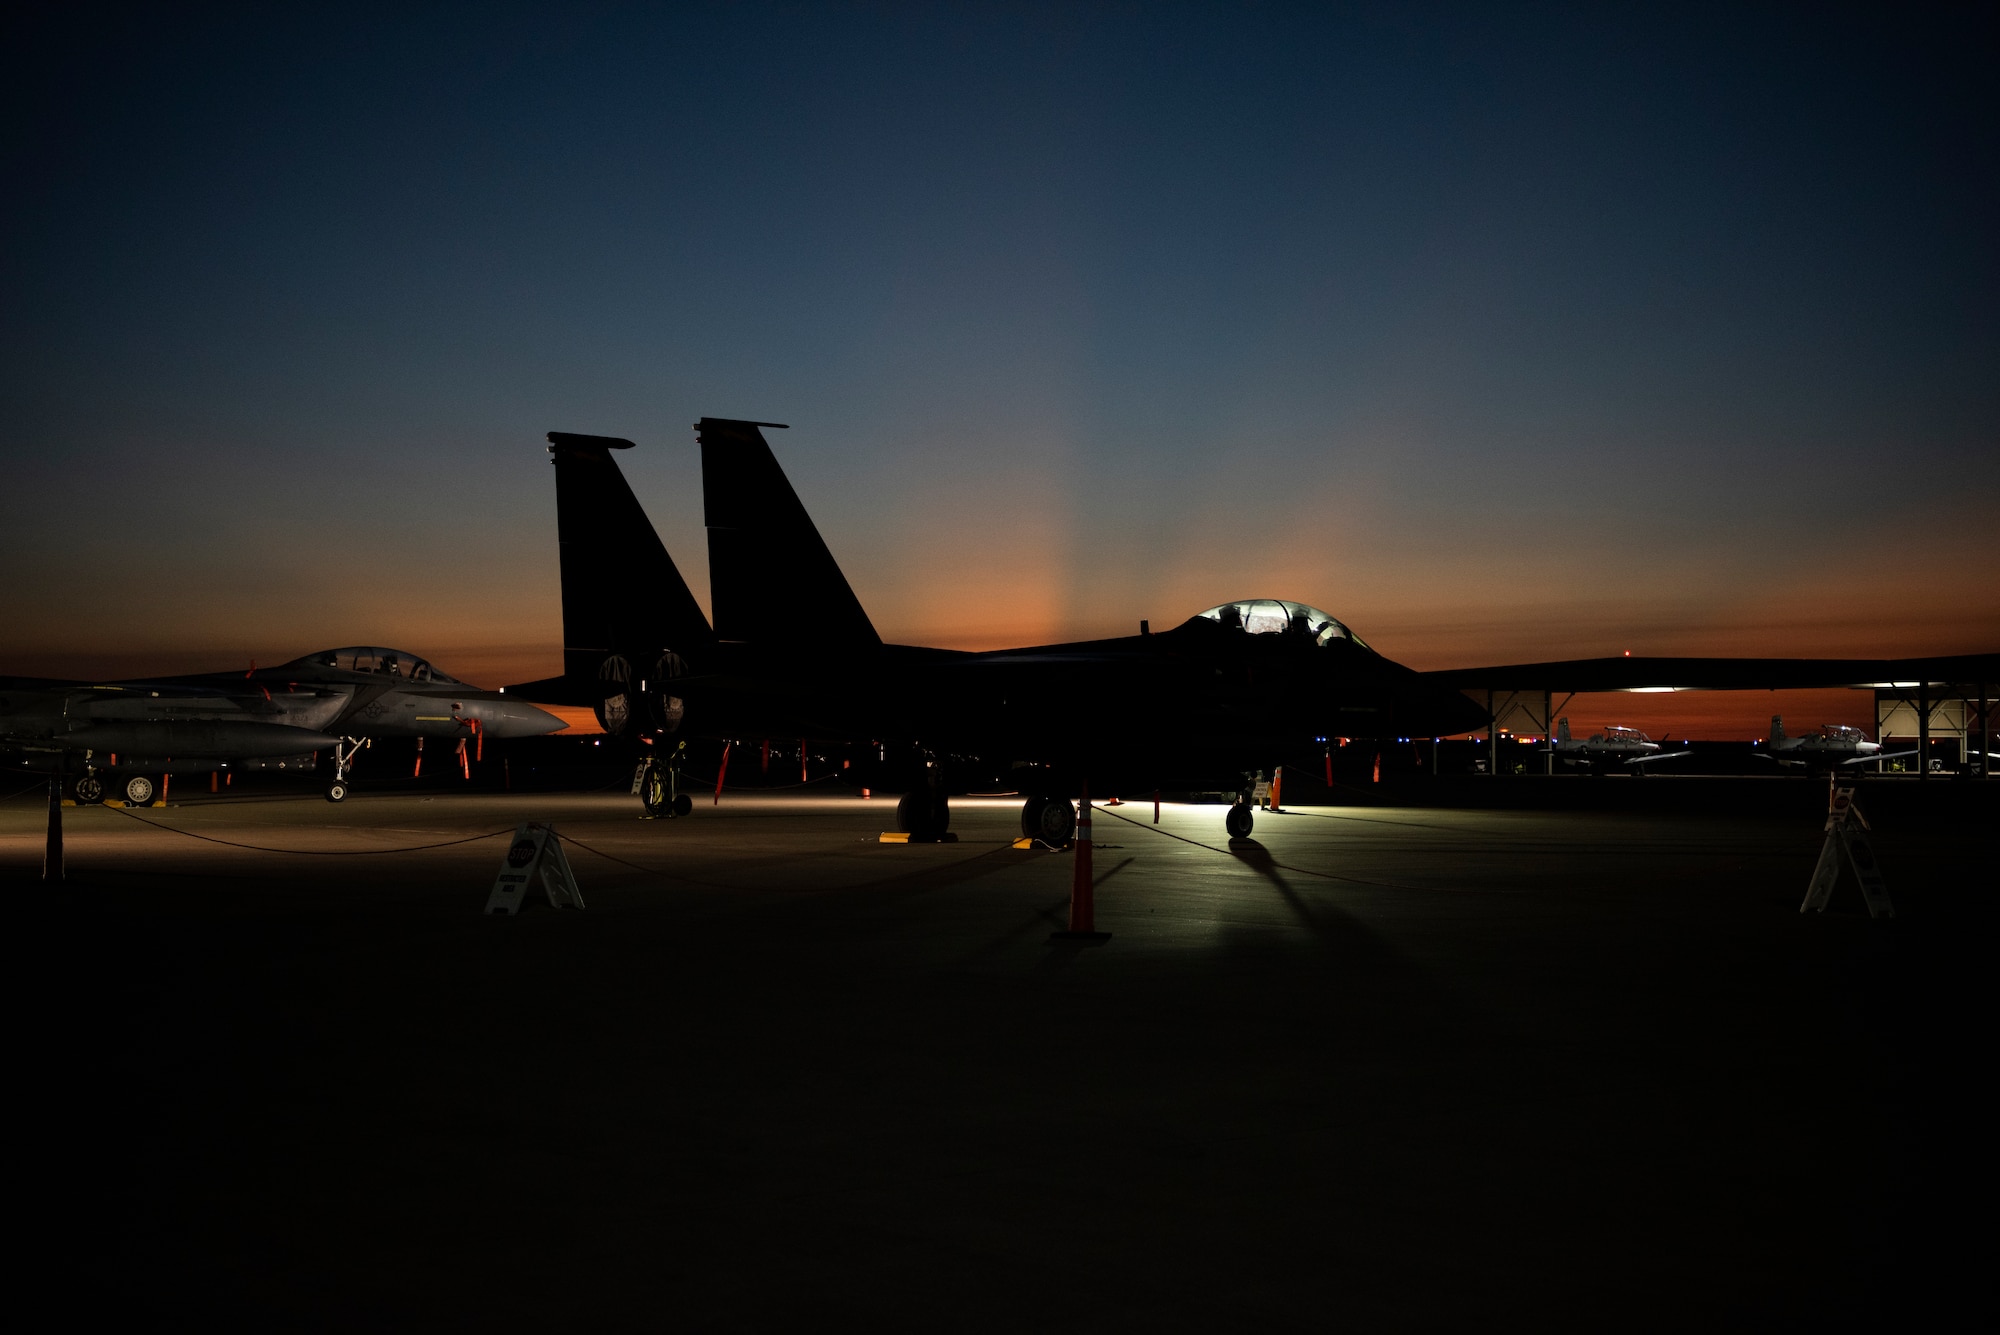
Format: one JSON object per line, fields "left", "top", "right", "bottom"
{"left": 1225, "top": 837, "right": 1412, "bottom": 970}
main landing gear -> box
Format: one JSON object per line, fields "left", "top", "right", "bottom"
{"left": 1019, "top": 795, "right": 1076, "bottom": 845}
{"left": 122, "top": 773, "right": 157, "bottom": 806}
{"left": 1225, "top": 802, "right": 1255, "bottom": 839}
{"left": 72, "top": 774, "right": 104, "bottom": 804}
{"left": 894, "top": 755, "right": 952, "bottom": 840}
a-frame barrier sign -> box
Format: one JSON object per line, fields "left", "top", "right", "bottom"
{"left": 1800, "top": 785, "right": 1893, "bottom": 919}
{"left": 485, "top": 823, "right": 586, "bottom": 915}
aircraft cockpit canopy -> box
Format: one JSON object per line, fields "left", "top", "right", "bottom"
{"left": 287, "top": 647, "right": 465, "bottom": 685}
{"left": 1821, "top": 724, "right": 1868, "bottom": 742}
{"left": 1192, "top": 600, "right": 1372, "bottom": 651}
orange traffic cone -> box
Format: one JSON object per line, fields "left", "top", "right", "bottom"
{"left": 1050, "top": 778, "right": 1110, "bottom": 943}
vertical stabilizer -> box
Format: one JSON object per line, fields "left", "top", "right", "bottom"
{"left": 1556, "top": 718, "right": 1572, "bottom": 743}
{"left": 698, "top": 418, "right": 881, "bottom": 648}
{"left": 547, "top": 432, "right": 715, "bottom": 681}
{"left": 1771, "top": 715, "right": 1786, "bottom": 742}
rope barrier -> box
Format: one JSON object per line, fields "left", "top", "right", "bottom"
{"left": 0, "top": 778, "right": 56, "bottom": 803}
{"left": 105, "top": 804, "right": 519, "bottom": 855}
{"left": 673, "top": 767, "right": 847, "bottom": 792}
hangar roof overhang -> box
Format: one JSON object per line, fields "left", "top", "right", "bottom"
{"left": 1422, "top": 653, "right": 2000, "bottom": 694}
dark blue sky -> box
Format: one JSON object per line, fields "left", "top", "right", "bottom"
{"left": 4, "top": 2, "right": 1994, "bottom": 712}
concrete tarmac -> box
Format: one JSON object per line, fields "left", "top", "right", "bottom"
{"left": 10, "top": 784, "right": 1980, "bottom": 1327}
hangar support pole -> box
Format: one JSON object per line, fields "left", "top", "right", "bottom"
{"left": 1968, "top": 683, "right": 1984, "bottom": 775}
{"left": 1486, "top": 690, "right": 1497, "bottom": 776}
{"left": 1544, "top": 689, "right": 1553, "bottom": 776}
{"left": 1919, "top": 683, "right": 1930, "bottom": 782}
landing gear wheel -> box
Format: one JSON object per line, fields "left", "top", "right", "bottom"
{"left": 1225, "top": 803, "right": 1255, "bottom": 839}
{"left": 325, "top": 779, "right": 350, "bottom": 803}
{"left": 672, "top": 793, "right": 692, "bottom": 818}
{"left": 123, "top": 774, "right": 157, "bottom": 807}
{"left": 73, "top": 775, "right": 104, "bottom": 804}
{"left": 1020, "top": 795, "right": 1048, "bottom": 840}
{"left": 1034, "top": 797, "right": 1076, "bottom": 846}
{"left": 896, "top": 791, "right": 947, "bottom": 840}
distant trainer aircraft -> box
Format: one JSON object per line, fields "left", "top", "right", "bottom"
{"left": 1756, "top": 716, "right": 1914, "bottom": 770}
{"left": 1552, "top": 718, "right": 1692, "bottom": 771}
{"left": 1, "top": 647, "right": 563, "bottom": 805}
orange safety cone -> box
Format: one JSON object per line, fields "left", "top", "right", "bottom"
{"left": 161, "top": 773, "right": 170, "bottom": 803}
{"left": 1372, "top": 751, "right": 1381, "bottom": 783}
{"left": 210, "top": 771, "right": 219, "bottom": 793}
{"left": 714, "top": 740, "right": 732, "bottom": 805}
{"left": 1050, "top": 778, "right": 1110, "bottom": 943}
{"left": 1269, "top": 765, "right": 1283, "bottom": 812}
{"left": 1325, "top": 746, "right": 1333, "bottom": 788}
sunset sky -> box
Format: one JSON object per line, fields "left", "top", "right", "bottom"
{"left": 4, "top": 4, "right": 1994, "bottom": 737}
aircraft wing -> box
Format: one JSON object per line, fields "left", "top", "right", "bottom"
{"left": 0, "top": 675, "right": 92, "bottom": 690}
{"left": 1624, "top": 749, "right": 1694, "bottom": 765}
{"left": 503, "top": 674, "right": 601, "bottom": 707}
{"left": 1842, "top": 749, "right": 1918, "bottom": 766}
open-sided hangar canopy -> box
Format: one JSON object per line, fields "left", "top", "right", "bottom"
{"left": 1422, "top": 653, "right": 2000, "bottom": 693}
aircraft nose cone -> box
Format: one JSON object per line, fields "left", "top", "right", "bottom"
{"left": 482, "top": 700, "right": 567, "bottom": 738}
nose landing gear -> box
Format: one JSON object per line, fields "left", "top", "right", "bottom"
{"left": 326, "top": 737, "right": 366, "bottom": 802}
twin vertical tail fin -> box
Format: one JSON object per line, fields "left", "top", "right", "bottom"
{"left": 508, "top": 432, "right": 715, "bottom": 732}
{"left": 697, "top": 418, "right": 880, "bottom": 649}
{"left": 1556, "top": 717, "right": 1572, "bottom": 744}
{"left": 1770, "top": 715, "right": 1785, "bottom": 742}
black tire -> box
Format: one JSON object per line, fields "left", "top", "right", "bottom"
{"left": 1225, "top": 803, "right": 1254, "bottom": 839}
{"left": 73, "top": 775, "right": 104, "bottom": 804}
{"left": 325, "top": 780, "right": 350, "bottom": 803}
{"left": 1035, "top": 797, "right": 1076, "bottom": 846}
{"left": 896, "top": 790, "right": 943, "bottom": 839}
{"left": 123, "top": 774, "right": 157, "bottom": 807}
{"left": 1020, "top": 796, "right": 1048, "bottom": 840}
{"left": 672, "top": 793, "right": 693, "bottom": 818}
